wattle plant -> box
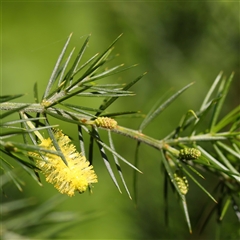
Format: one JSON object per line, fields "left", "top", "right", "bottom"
{"left": 1, "top": 33, "right": 239, "bottom": 237}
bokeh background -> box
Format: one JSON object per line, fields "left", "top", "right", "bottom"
{"left": 1, "top": 1, "right": 239, "bottom": 239}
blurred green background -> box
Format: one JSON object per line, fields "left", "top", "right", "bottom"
{"left": 1, "top": 1, "right": 239, "bottom": 239}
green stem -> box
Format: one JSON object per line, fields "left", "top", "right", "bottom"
{"left": 0, "top": 102, "right": 87, "bottom": 121}
{"left": 1, "top": 102, "right": 44, "bottom": 112}
{"left": 0, "top": 102, "right": 232, "bottom": 155}
{"left": 113, "top": 125, "right": 164, "bottom": 150}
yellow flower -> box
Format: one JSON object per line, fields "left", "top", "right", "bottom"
{"left": 32, "top": 130, "right": 97, "bottom": 197}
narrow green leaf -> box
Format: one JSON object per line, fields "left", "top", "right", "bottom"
{"left": 83, "top": 123, "right": 142, "bottom": 173}
{"left": 213, "top": 144, "right": 240, "bottom": 180}
{"left": 19, "top": 115, "right": 43, "bottom": 184}
{"left": 171, "top": 110, "right": 198, "bottom": 138}
{"left": 0, "top": 130, "right": 29, "bottom": 138}
{"left": 187, "top": 165, "right": 205, "bottom": 179}
{"left": 1, "top": 117, "right": 46, "bottom": 127}
{"left": 68, "top": 35, "right": 123, "bottom": 90}
{"left": 0, "top": 161, "right": 25, "bottom": 191}
{"left": 34, "top": 211, "right": 102, "bottom": 239}
{"left": 200, "top": 72, "right": 223, "bottom": 111}
{"left": 219, "top": 197, "right": 231, "bottom": 221}
{"left": 44, "top": 117, "right": 68, "bottom": 166}
{"left": 230, "top": 118, "right": 240, "bottom": 132}
{"left": 217, "top": 141, "right": 240, "bottom": 160}
{"left": 164, "top": 96, "right": 219, "bottom": 140}
{"left": 44, "top": 109, "right": 86, "bottom": 125}
{"left": 0, "top": 123, "right": 57, "bottom": 140}
{"left": 88, "top": 126, "right": 94, "bottom": 165}
{"left": 90, "top": 83, "right": 126, "bottom": 88}
{"left": 83, "top": 85, "right": 133, "bottom": 94}
{"left": 78, "top": 92, "right": 134, "bottom": 97}
{"left": 0, "top": 94, "right": 25, "bottom": 103}
{"left": 133, "top": 141, "right": 141, "bottom": 205}
{"left": 5, "top": 195, "right": 67, "bottom": 230}
{"left": 101, "top": 111, "right": 141, "bottom": 118}
{"left": 73, "top": 35, "right": 91, "bottom": 74}
{"left": 84, "top": 63, "right": 125, "bottom": 81}
{"left": 164, "top": 133, "right": 227, "bottom": 145}
{"left": 92, "top": 128, "right": 122, "bottom": 193}
{"left": 88, "top": 33, "right": 123, "bottom": 73}
{"left": 232, "top": 141, "right": 240, "bottom": 154}
{"left": 0, "top": 104, "right": 29, "bottom": 119}
{"left": 60, "top": 103, "right": 97, "bottom": 118}
{"left": 86, "top": 64, "right": 138, "bottom": 82}
{"left": 1, "top": 141, "right": 60, "bottom": 156}
{"left": 1, "top": 198, "right": 36, "bottom": 214}
{"left": 108, "top": 130, "right": 132, "bottom": 199}
{"left": 96, "top": 72, "right": 147, "bottom": 115}
{"left": 140, "top": 82, "right": 194, "bottom": 131}
{"left": 121, "top": 72, "right": 147, "bottom": 90}
{"left": 58, "top": 47, "right": 76, "bottom": 87}
{"left": 42, "top": 33, "right": 73, "bottom": 100}
{"left": 61, "top": 35, "right": 91, "bottom": 88}
{"left": 73, "top": 53, "right": 99, "bottom": 77}
{"left": 190, "top": 97, "right": 219, "bottom": 136}
{"left": 33, "top": 82, "right": 39, "bottom": 103}
{"left": 194, "top": 158, "right": 240, "bottom": 177}
{"left": 61, "top": 103, "right": 102, "bottom": 113}
{"left": 210, "top": 73, "right": 234, "bottom": 132}
{"left": 212, "top": 105, "right": 240, "bottom": 132}
{"left": 96, "top": 138, "right": 142, "bottom": 173}
{"left": 0, "top": 150, "right": 40, "bottom": 184}
{"left": 198, "top": 146, "right": 240, "bottom": 182}
{"left": 182, "top": 166, "right": 218, "bottom": 203}
{"left": 181, "top": 197, "right": 192, "bottom": 233}
{"left": 77, "top": 125, "right": 85, "bottom": 156}
{"left": 139, "top": 89, "right": 171, "bottom": 130}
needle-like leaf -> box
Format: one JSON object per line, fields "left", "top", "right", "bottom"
{"left": 42, "top": 33, "right": 73, "bottom": 100}
{"left": 108, "top": 130, "right": 132, "bottom": 199}
{"left": 91, "top": 127, "right": 122, "bottom": 193}
{"left": 140, "top": 82, "right": 194, "bottom": 131}
{"left": 0, "top": 94, "right": 25, "bottom": 103}
{"left": 210, "top": 72, "right": 234, "bottom": 132}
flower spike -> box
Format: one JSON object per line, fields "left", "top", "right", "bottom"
{"left": 174, "top": 173, "right": 189, "bottom": 195}
{"left": 94, "top": 117, "right": 118, "bottom": 129}
{"left": 30, "top": 129, "right": 98, "bottom": 196}
{"left": 179, "top": 148, "right": 201, "bottom": 161}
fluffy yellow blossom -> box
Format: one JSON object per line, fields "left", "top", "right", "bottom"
{"left": 31, "top": 130, "right": 97, "bottom": 196}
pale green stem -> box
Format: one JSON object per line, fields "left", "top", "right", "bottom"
{"left": 0, "top": 102, "right": 230, "bottom": 156}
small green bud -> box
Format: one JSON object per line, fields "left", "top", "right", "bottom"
{"left": 174, "top": 173, "right": 189, "bottom": 195}
{"left": 179, "top": 148, "right": 201, "bottom": 160}
{"left": 94, "top": 117, "right": 117, "bottom": 129}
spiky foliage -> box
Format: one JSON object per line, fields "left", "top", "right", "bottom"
{"left": 0, "top": 172, "right": 100, "bottom": 240}
{"left": 0, "top": 34, "right": 239, "bottom": 236}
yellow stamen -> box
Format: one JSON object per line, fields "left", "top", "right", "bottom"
{"left": 31, "top": 130, "right": 97, "bottom": 196}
